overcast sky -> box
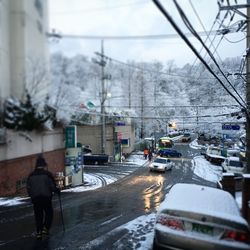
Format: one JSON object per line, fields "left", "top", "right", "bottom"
{"left": 48, "top": 0, "right": 247, "bottom": 67}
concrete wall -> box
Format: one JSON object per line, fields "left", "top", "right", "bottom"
{"left": 77, "top": 122, "right": 135, "bottom": 156}
{"left": 0, "top": 128, "right": 65, "bottom": 196}
{"left": 77, "top": 124, "right": 114, "bottom": 155}
{"left": 0, "top": 0, "right": 11, "bottom": 101}
{"left": 0, "top": 129, "right": 64, "bottom": 161}
{"left": 0, "top": 149, "right": 65, "bottom": 196}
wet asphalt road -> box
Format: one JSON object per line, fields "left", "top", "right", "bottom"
{"left": 0, "top": 141, "right": 216, "bottom": 250}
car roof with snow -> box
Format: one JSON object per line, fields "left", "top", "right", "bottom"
{"left": 158, "top": 183, "right": 248, "bottom": 226}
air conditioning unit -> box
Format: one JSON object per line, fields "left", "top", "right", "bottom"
{"left": 64, "top": 175, "right": 72, "bottom": 187}
{"left": 0, "top": 128, "right": 6, "bottom": 144}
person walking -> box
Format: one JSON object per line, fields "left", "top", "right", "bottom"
{"left": 143, "top": 148, "right": 149, "bottom": 160}
{"left": 148, "top": 148, "right": 153, "bottom": 161}
{"left": 26, "top": 154, "right": 60, "bottom": 239}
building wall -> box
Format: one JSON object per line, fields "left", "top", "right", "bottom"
{"left": 77, "top": 122, "right": 135, "bottom": 156}
{"left": 77, "top": 124, "right": 114, "bottom": 155}
{"left": 0, "top": 0, "right": 11, "bottom": 101}
{"left": 0, "top": 128, "right": 65, "bottom": 196}
{"left": 0, "top": 149, "right": 65, "bottom": 196}
{"left": 0, "top": 0, "right": 49, "bottom": 104}
{"left": 0, "top": 1, "right": 63, "bottom": 197}
{"left": 0, "top": 129, "right": 64, "bottom": 161}
{"left": 115, "top": 123, "right": 136, "bottom": 154}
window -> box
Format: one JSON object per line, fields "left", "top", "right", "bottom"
{"left": 121, "top": 139, "right": 130, "bottom": 147}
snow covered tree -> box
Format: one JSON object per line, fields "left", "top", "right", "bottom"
{"left": 3, "top": 91, "right": 49, "bottom": 131}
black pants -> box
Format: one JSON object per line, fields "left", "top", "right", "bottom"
{"left": 32, "top": 196, "right": 53, "bottom": 233}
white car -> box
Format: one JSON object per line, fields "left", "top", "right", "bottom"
{"left": 205, "top": 146, "right": 225, "bottom": 164}
{"left": 149, "top": 157, "right": 173, "bottom": 173}
{"left": 222, "top": 156, "right": 244, "bottom": 174}
{"left": 153, "top": 183, "right": 250, "bottom": 250}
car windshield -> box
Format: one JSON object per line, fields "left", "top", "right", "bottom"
{"left": 154, "top": 158, "right": 167, "bottom": 164}
{"left": 184, "top": 133, "right": 190, "bottom": 137}
{"left": 230, "top": 160, "right": 243, "bottom": 168}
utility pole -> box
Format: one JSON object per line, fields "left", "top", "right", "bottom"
{"left": 140, "top": 69, "right": 144, "bottom": 139}
{"left": 93, "top": 40, "right": 106, "bottom": 154}
{"left": 100, "top": 40, "right": 106, "bottom": 154}
{"left": 218, "top": 0, "right": 250, "bottom": 173}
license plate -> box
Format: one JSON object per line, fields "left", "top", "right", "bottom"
{"left": 192, "top": 223, "right": 213, "bottom": 235}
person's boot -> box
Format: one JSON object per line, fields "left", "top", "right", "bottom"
{"left": 36, "top": 231, "right": 42, "bottom": 240}
{"left": 42, "top": 227, "right": 49, "bottom": 236}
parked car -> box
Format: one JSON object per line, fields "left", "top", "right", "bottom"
{"left": 83, "top": 154, "right": 109, "bottom": 165}
{"left": 158, "top": 148, "right": 182, "bottom": 158}
{"left": 182, "top": 133, "right": 191, "bottom": 142}
{"left": 153, "top": 183, "right": 250, "bottom": 250}
{"left": 149, "top": 157, "right": 173, "bottom": 173}
{"left": 205, "top": 146, "right": 225, "bottom": 164}
{"left": 222, "top": 156, "right": 244, "bottom": 174}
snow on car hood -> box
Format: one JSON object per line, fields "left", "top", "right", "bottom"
{"left": 158, "top": 183, "right": 248, "bottom": 226}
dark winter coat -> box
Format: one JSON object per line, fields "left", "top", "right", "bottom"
{"left": 27, "top": 168, "right": 58, "bottom": 201}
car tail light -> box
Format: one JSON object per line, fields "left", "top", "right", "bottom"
{"left": 157, "top": 215, "right": 184, "bottom": 231}
{"left": 222, "top": 230, "right": 249, "bottom": 243}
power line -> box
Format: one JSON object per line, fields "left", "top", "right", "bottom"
{"left": 188, "top": 0, "right": 224, "bottom": 65}
{"left": 224, "top": 35, "right": 246, "bottom": 43}
{"left": 151, "top": 0, "right": 246, "bottom": 110}
{"left": 172, "top": 0, "right": 246, "bottom": 108}
{"left": 48, "top": 29, "right": 239, "bottom": 41}
{"left": 99, "top": 104, "right": 240, "bottom": 108}
{"left": 192, "top": 4, "right": 242, "bottom": 76}
{"left": 66, "top": 108, "right": 245, "bottom": 120}
{"left": 94, "top": 51, "right": 234, "bottom": 81}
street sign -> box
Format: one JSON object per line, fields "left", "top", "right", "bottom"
{"left": 65, "top": 125, "right": 77, "bottom": 148}
{"left": 222, "top": 124, "right": 240, "bottom": 130}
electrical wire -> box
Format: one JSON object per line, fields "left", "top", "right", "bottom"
{"left": 51, "top": 30, "right": 223, "bottom": 41}
{"left": 63, "top": 106, "right": 244, "bottom": 120}
{"left": 193, "top": 6, "right": 233, "bottom": 76}
{"left": 171, "top": 0, "right": 246, "bottom": 108}
{"left": 188, "top": 0, "right": 223, "bottom": 67}
{"left": 93, "top": 50, "right": 227, "bottom": 80}
{"left": 223, "top": 35, "right": 246, "bottom": 43}
{"left": 151, "top": 0, "right": 246, "bottom": 111}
